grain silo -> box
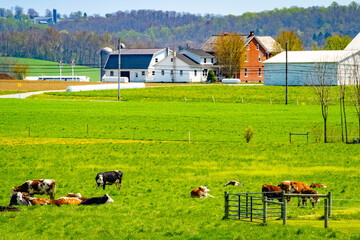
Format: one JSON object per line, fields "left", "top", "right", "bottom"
{"left": 100, "top": 47, "right": 113, "bottom": 82}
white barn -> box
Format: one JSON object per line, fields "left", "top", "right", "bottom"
{"left": 263, "top": 50, "right": 360, "bottom": 86}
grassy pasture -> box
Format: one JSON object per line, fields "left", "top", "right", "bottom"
{"left": 0, "top": 85, "right": 360, "bottom": 239}
{"left": 0, "top": 57, "right": 100, "bottom": 82}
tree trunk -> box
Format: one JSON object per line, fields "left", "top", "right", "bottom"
{"left": 324, "top": 117, "right": 327, "bottom": 143}
{"left": 343, "top": 96, "right": 348, "bottom": 143}
{"left": 340, "top": 98, "right": 344, "bottom": 142}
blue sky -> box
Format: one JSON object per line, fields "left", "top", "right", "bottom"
{"left": 1, "top": 0, "right": 357, "bottom": 16}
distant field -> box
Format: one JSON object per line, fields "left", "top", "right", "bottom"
{"left": 0, "top": 57, "right": 100, "bottom": 82}
{"left": 0, "top": 85, "right": 359, "bottom": 239}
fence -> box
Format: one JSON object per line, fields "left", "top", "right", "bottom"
{"left": 224, "top": 191, "right": 332, "bottom": 228}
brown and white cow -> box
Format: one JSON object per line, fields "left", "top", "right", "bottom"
{"left": 299, "top": 189, "right": 320, "bottom": 207}
{"left": 190, "top": 186, "right": 215, "bottom": 198}
{"left": 11, "top": 179, "right": 56, "bottom": 200}
{"left": 10, "top": 192, "right": 52, "bottom": 206}
{"left": 51, "top": 197, "right": 84, "bottom": 206}
{"left": 279, "top": 181, "right": 312, "bottom": 203}
{"left": 262, "top": 184, "right": 283, "bottom": 202}
{"left": 310, "top": 183, "right": 327, "bottom": 189}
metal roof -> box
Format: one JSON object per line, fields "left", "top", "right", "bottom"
{"left": 182, "top": 49, "right": 214, "bottom": 57}
{"left": 114, "top": 48, "right": 164, "bottom": 55}
{"left": 345, "top": 33, "right": 360, "bottom": 51}
{"left": 104, "top": 54, "right": 154, "bottom": 70}
{"left": 264, "top": 50, "right": 359, "bottom": 64}
{"left": 176, "top": 54, "right": 201, "bottom": 67}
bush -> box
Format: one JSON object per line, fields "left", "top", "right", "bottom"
{"left": 206, "top": 70, "right": 216, "bottom": 83}
{"left": 243, "top": 126, "right": 255, "bottom": 143}
{"left": 225, "top": 73, "right": 232, "bottom": 79}
{"left": 12, "top": 63, "right": 29, "bottom": 80}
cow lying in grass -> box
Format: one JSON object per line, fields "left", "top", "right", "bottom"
{"left": 191, "top": 186, "right": 215, "bottom": 198}
{"left": 10, "top": 192, "right": 52, "bottom": 206}
{"left": 78, "top": 194, "right": 114, "bottom": 205}
{"left": 11, "top": 179, "right": 56, "bottom": 200}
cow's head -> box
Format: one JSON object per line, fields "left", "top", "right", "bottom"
{"left": 96, "top": 175, "right": 104, "bottom": 185}
{"left": 199, "top": 186, "right": 210, "bottom": 193}
{"left": 279, "top": 181, "right": 292, "bottom": 193}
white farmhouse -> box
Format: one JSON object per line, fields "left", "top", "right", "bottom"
{"left": 153, "top": 49, "right": 219, "bottom": 83}
{"left": 263, "top": 50, "right": 360, "bottom": 86}
{"left": 102, "top": 48, "right": 171, "bottom": 82}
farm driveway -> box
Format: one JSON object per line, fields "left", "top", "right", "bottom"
{"left": 0, "top": 90, "right": 65, "bottom": 99}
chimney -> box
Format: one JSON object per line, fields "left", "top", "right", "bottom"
{"left": 249, "top": 31, "right": 254, "bottom": 37}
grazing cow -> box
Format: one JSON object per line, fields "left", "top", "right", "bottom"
{"left": 224, "top": 181, "right": 244, "bottom": 187}
{"left": 190, "top": 186, "right": 215, "bottom": 198}
{"left": 279, "top": 181, "right": 312, "bottom": 203}
{"left": 0, "top": 206, "right": 21, "bottom": 212}
{"left": 11, "top": 179, "right": 56, "bottom": 200}
{"left": 262, "top": 184, "right": 283, "bottom": 202}
{"left": 52, "top": 197, "right": 83, "bottom": 206}
{"left": 95, "top": 171, "right": 123, "bottom": 190}
{"left": 78, "top": 194, "right": 114, "bottom": 205}
{"left": 299, "top": 189, "right": 320, "bottom": 207}
{"left": 310, "top": 183, "right": 327, "bottom": 189}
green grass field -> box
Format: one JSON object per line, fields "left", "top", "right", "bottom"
{"left": 0, "top": 57, "right": 100, "bottom": 82}
{"left": 1, "top": 85, "right": 359, "bottom": 239}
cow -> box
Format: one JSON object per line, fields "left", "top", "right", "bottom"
{"left": 66, "top": 193, "right": 82, "bottom": 198}
{"left": 279, "top": 181, "right": 312, "bottom": 203}
{"left": 191, "top": 186, "right": 215, "bottom": 198}
{"left": 78, "top": 194, "right": 114, "bottom": 205}
{"left": 11, "top": 179, "right": 56, "bottom": 200}
{"left": 310, "top": 183, "right": 327, "bottom": 189}
{"left": 224, "top": 181, "right": 244, "bottom": 187}
{"left": 9, "top": 192, "right": 30, "bottom": 206}
{"left": 52, "top": 197, "right": 84, "bottom": 206}
{"left": 95, "top": 171, "right": 123, "bottom": 190}
{"left": 262, "top": 184, "right": 283, "bottom": 202}
{"left": 10, "top": 192, "right": 52, "bottom": 206}
{"left": 299, "top": 189, "right": 320, "bottom": 207}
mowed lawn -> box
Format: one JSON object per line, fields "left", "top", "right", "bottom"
{"left": 0, "top": 85, "right": 359, "bottom": 239}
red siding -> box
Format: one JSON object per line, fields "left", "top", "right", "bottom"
{"left": 239, "top": 38, "right": 269, "bottom": 83}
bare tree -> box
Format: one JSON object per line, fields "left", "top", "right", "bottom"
{"left": 350, "top": 54, "right": 360, "bottom": 139}
{"left": 311, "top": 61, "right": 336, "bottom": 143}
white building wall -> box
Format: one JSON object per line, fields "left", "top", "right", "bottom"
{"left": 264, "top": 63, "right": 338, "bottom": 86}
{"left": 149, "top": 49, "right": 169, "bottom": 67}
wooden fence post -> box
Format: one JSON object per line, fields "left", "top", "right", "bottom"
{"left": 28, "top": 126, "right": 31, "bottom": 137}
{"left": 246, "top": 193, "right": 249, "bottom": 218}
{"left": 250, "top": 196, "right": 253, "bottom": 222}
{"left": 238, "top": 195, "right": 241, "bottom": 220}
{"left": 324, "top": 198, "right": 328, "bottom": 228}
{"left": 328, "top": 192, "right": 332, "bottom": 218}
{"left": 224, "top": 192, "right": 229, "bottom": 220}
{"left": 283, "top": 196, "right": 287, "bottom": 226}
{"left": 263, "top": 196, "right": 267, "bottom": 225}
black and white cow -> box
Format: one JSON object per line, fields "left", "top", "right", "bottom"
{"left": 95, "top": 171, "right": 123, "bottom": 190}
{"left": 78, "top": 194, "right": 114, "bottom": 205}
{"left": 11, "top": 179, "right": 56, "bottom": 200}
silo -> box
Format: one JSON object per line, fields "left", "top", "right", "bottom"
{"left": 100, "top": 47, "right": 113, "bottom": 82}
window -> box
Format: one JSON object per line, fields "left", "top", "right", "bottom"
{"left": 194, "top": 70, "right": 197, "bottom": 76}
{"left": 161, "top": 70, "right": 164, "bottom": 75}
{"left": 180, "top": 70, "right": 183, "bottom": 76}
{"left": 203, "top": 69, "right": 208, "bottom": 76}
{"left": 171, "top": 58, "right": 173, "bottom": 62}
{"left": 256, "top": 44, "right": 259, "bottom": 50}
{"left": 155, "top": 58, "right": 158, "bottom": 63}
{"left": 245, "top": 53, "right": 248, "bottom": 62}
{"left": 259, "top": 53, "right": 262, "bottom": 62}
{"left": 245, "top": 68, "right": 248, "bottom": 77}
{"left": 211, "top": 58, "right": 214, "bottom": 63}
{"left": 152, "top": 71, "right": 155, "bottom": 75}
{"left": 247, "top": 45, "right": 250, "bottom": 50}
{"left": 142, "top": 71, "right": 145, "bottom": 76}
{"left": 170, "top": 70, "right": 173, "bottom": 75}
{"left": 136, "top": 72, "right": 138, "bottom": 78}
{"left": 259, "top": 68, "right": 262, "bottom": 77}
{"left": 110, "top": 71, "right": 114, "bottom": 76}
{"left": 204, "top": 58, "right": 207, "bottom": 63}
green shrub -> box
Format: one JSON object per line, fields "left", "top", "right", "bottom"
{"left": 244, "top": 126, "right": 255, "bottom": 143}
{"left": 206, "top": 70, "right": 217, "bottom": 83}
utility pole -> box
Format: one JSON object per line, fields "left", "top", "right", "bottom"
{"left": 118, "top": 38, "right": 121, "bottom": 101}
{"left": 285, "top": 42, "right": 288, "bottom": 105}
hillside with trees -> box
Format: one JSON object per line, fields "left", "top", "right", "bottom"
{"left": 0, "top": 2, "right": 359, "bottom": 66}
